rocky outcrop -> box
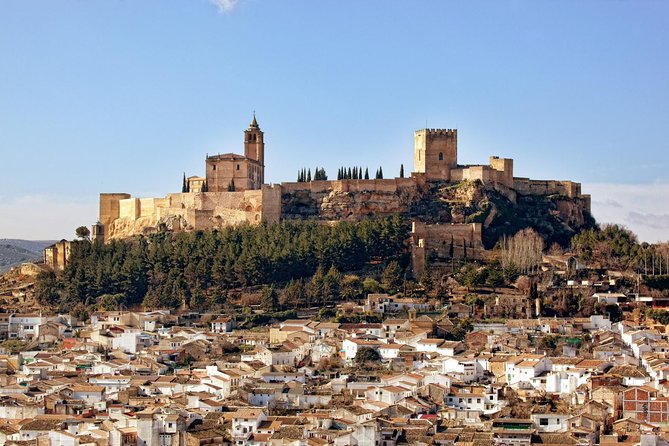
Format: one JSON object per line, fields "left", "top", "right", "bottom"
{"left": 281, "top": 185, "right": 421, "bottom": 221}
{"left": 282, "top": 179, "right": 594, "bottom": 248}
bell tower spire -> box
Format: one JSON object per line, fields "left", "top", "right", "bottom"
{"left": 244, "top": 113, "right": 265, "bottom": 186}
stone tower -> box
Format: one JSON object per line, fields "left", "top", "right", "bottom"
{"left": 413, "top": 128, "right": 457, "bottom": 181}
{"left": 244, "top": 114, "right": 265, "bottom": 185}
{"left": 91, "top": 221, "right": 104, "bottom": 244}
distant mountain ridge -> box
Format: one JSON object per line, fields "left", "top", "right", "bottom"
{"left": 0, "top": 239, "right": 56, "bottom": 274}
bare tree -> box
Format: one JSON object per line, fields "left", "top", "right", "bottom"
{"left": 500, "top": 228, "right": 544, "bottom": 275}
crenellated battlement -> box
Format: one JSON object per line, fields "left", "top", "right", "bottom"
{"left": 417, "top": 128, "right": 457, "bottom": 137}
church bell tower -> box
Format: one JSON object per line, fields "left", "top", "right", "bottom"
{"left": 244, "top": 114, "right": 265, "bottom": 185}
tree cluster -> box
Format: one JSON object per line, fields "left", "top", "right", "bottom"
{"left": 337, "top": 166, "right": 368, "bottom": 180}
{"left": 499, "top": 228, "right": 544, "bottom": 275}
{"left": 297, "top": 167, "right": 327, "bottom": 182}
{"left": 35, "top": 216, "right": 408, "bottom": 312}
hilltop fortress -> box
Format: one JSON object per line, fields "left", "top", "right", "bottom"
{"left": 98, "top": 116, "right": 592, "bottom": 275}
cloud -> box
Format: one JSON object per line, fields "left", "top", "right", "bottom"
{"left": 592, "top": 199, "right": 622, "bottom": 208}
{"left": 585, "top": 182, "right": 669, "bottom": 243}
{"left": 626, "top": 211, "right": 669, "bottom": 231}
{"left": 209, "top": 0, "right": 239, "bottom": 13}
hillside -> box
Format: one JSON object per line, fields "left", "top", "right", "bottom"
{"left": 283, "top": 179, "right": 595, "bottom": 248}
{"left": 0, "top": 239, "right": 55, "bottom": 273}
{"left": 415, "top": 181, "right": 596, "bottom": 248}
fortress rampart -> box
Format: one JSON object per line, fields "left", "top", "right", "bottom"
{"left": 512, "top": 177, "right": 583, "bottom": 198}
{"left": 280, "top": 177, "right": 421, "bottom": 194}
{"left": 102, "top": 185, "right": 281, "bottom": 240}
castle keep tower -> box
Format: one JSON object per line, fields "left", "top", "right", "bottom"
{"left": 206, "top": 115, "right": 265, "bottom": 192}
{"left": 413, "top": 128, "right": 457, "bottom": 181}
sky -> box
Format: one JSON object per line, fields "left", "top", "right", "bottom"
{"left": 0, "top": 0, "right": 667, "bottom": 242}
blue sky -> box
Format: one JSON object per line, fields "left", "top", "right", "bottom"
{"left": 1, "top": 0, "right": 668, "bottom": 241}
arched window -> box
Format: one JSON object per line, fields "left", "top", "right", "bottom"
{"left": 439, "top": 152, "right": 444, "bottom": 161}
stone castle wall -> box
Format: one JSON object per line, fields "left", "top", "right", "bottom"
{"left": 280, "top": 177, "right": 421, "bottom": 195}
{"left": 411, "top": 221, "right": 484, "bottom": 251}
{"left": 101, "top": 172, "right": 590, "bottom": 241}
{"left": 410, "top": 221, "right": 484, "bottom": 277}
{"left": 103, "top": 185, "right": 282, "bottom": 240}
{"left": 513, "top": 178, "right": 582, "bottom": 199}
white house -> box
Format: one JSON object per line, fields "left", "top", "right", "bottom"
{"left": 530, "top": 411, "right": 570, "bottom": 432}
{"left": 506, "top": 355, "right": 552, "bottom": 389}
{"left": 442, "top": 357, "right": 479, "bottom": 383}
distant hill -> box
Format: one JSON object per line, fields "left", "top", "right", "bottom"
{"left": 0, "top": 239, "right": 56, "bottom": 274}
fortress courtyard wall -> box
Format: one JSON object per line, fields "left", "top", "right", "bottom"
{"left": 513, "top": 178, "right": 582, "bottom": 198}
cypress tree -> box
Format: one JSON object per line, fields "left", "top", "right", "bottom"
{"left": 182, "top": 173, "right": 188, "bottom": 193}
{"left": 348, "top": 167, "right": 352, "bottom": 179}
{"left": 378, "top": 166, "right": 383, "bottom": 179}
{"left": 307, "top": 169, "right": 312, "bottom": 182}
{"left": 364, "top": 168, "right": 369, "bottom": 180}
{"left": 449, "top": 235, "right": 454, "bottom": 258}
{"left": 400, "top": 164, "right": 404, "bottom": 178}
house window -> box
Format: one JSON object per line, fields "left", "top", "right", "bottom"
{"left": 540, "top": 418, "right": 549, "bottom": 426}
{"left": 212, "top": 165, "right": 216, "bottom": 170}
{"left": 439, "top": 152, "right": 444, "bottom": 161}
{"left": 237, "top": 164, "right": 240, "bottom": 170}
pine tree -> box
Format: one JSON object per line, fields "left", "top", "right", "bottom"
{"left": 420, "top": 260, "right": 434, "bottom": 292}
{"left": 261, "top": 285, "right": 277, "bottom": 311}
{"left": 381, "top": 261, "right": 402, "bottom": 294}
{"left": 400, "top": 164, "right": 404, "bottom": 178}
{"left": 182, "top": 173, "right": 188, "bottom": 193}
{"left": 364, "top": 167, "right": 369, "bottom": 179}
{"left": 308, "top": 266, "right": 325, "bottom": 306}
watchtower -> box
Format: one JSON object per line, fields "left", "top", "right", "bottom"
{"left": 413, "top": 128, "right": 457, "bottom": 181}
